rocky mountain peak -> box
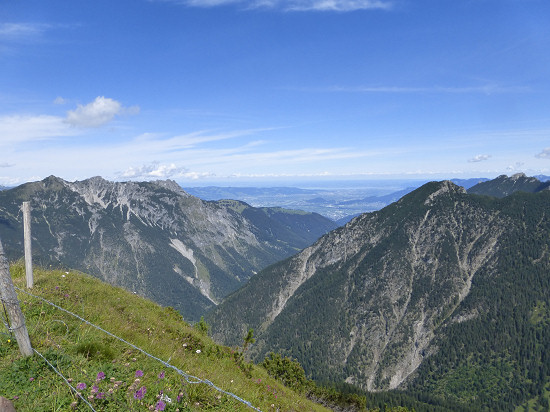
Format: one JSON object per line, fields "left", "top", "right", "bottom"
{"left": 423, "top": 180, "right": 466, "bottom": 205}
{"left": 84, "top": 175, "right": 109, "bottom": 184}
{"left": 150, "top": 179, "right": 190, "bottom": 196}
{"left": 41, "top": 175, "right": 68, "bottom": 189}
{"left": 511, "top": 172, "right": 527, "bottom": 180}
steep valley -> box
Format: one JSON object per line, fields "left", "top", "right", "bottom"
{"left": 0, "top": 176, "right": 336, "bottom": 320}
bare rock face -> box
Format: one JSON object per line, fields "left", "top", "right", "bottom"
{"left": 208, "top": 180, "right": 550, "bottom": 396}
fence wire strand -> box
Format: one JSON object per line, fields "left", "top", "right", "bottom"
{"left": 14, "top": 286, "right": 262, "bottom": 411}
{"left": 33, "top": 347, "right": 98, "bottom": 412}
{"left": 1, "top": 299, "right": 13, "bottom": 337}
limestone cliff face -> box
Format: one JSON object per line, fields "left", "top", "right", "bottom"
{"left": 0, "top": 176, "right": 336, "bottom": 320}
{"left": 208, "top": 181, "right": 529, "bottom": 391}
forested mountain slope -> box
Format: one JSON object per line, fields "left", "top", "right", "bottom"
{"left": 207, "top": 180, "right": 550, "bottom": 410}
{"left": 0, "top": 176, "right": 336, "bottom": 320}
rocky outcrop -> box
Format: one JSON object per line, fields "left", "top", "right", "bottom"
{"left": 0, "top": 397, "right": 16, "bottom": 412}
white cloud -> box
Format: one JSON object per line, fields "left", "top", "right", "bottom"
{"left": 286, "top": 0, "right": 392, "bottom": 12}
{"left": 119, "top": 162, "right": 189, "bottom": 179}
{"left": 183, "top": 171, "right": 216, "bottom": 180}
{"left": 0, "top": 97, "right": 136, "bottom": 147}
{"left": 468, "top": 154, "right": 491, "bottom": 163}
{"left": 155, "top": 0, "right": 392, "bottom": 11}
{"left": 65, "top": 96, "right": 139, "bottom": 128}
{"left": 53, "top": 96, "right": 67, "bottom": 105}
{"left": 118, "top": 162, "right": 215, "bottom": 181}
{"left": 0, "top": 162, "right": 14, "bottom": 168}
{"left": 535, "top": 148, "right": 550, "bottom": 159}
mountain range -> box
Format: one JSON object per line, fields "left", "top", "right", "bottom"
{"left": 0, "top": 176, "right": 336, "bottom": 320}
{"left": 207, "top": 176, "right": 550, "bottom": 410}
{"left": 2, "top": 173, "right": 549, "bottom": 409}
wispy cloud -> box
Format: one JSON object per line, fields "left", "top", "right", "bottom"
{"left": 314, "top": 84, "right": 530, "bottom": 95}
{"left": 468, "top": 154, "right": 491, "bottom": 163}
{"left": 175, "top": 145, "right": 376, "bottom": 172}
{"left": 113, "top": 144, "right": 375, "bottom": 181}
{"left": 133, "top": 127, "right": 278, "bottom": 151}
{"left": 0, "top": 114, "right": 76, "bottom": 144}
{"left": 154, "top": 0, "right": 392, "bottom": 11}
{"left": 65, "top": 96, "right": 139, "bottom": 128}
{"left": 0, "top": 23, "right": 50, "bottom": 39}
{"left": 89, "top": 129, "right": 377, "bottom": 182}
{"left": 535, "top": 148, "right": 550, "bottom": 159}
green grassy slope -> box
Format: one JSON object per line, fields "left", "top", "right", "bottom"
{"left": 0, "top": 263, "right": 330, "bottom": 411}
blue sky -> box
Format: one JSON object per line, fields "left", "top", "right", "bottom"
{"left": 1, "top": 0, "right": 549, "bottom": 186}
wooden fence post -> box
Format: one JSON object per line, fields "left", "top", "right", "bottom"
{"left": 22, "top": 202, "right": 33, "bottom": 288}
{"left": 0, "top": 237, "right": 33, "bottom": 357}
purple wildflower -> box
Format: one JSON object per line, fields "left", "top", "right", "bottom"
{"left": 134, "top": 386, "right": 147, "bottom": 400}
{"left": 135, "top": 370, "right": 144, "bottom": 378}
{"left": 158, "top": 371, "right": 165, "bottom": 379}
{"left": 76, "top": 382, "right": 87, "bottom": 391}
{"left": 155, "top": 400, "right": 166, "bottom": 411}
{"left": 91, "top": 385, "right": 99, "bottom": 394}
{"left": 29, "top": 377, "right": 35, "bottom": 382}
{"left": 96, "top": 392, "right": 105, "bottom": 399}
{"left": 96, "top": 371, "right": 105, "bottom": 381}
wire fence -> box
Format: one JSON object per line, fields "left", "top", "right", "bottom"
{"left": 1, "top": 298, "right": 13, "bottom": 338}
{"left": 7, "top": 286, "right": 262, "bottom": 412}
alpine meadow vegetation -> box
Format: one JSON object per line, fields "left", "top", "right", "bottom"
{"left": 1, "top": 263, "right": 418, "bottom": 411}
